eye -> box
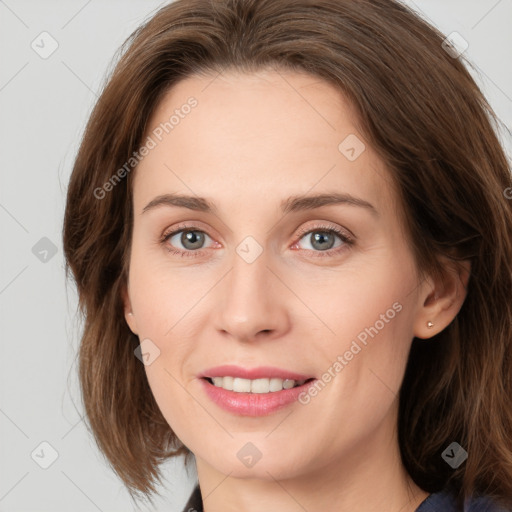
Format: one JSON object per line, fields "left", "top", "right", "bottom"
{"left": 292, "top": 224, "right": 354, "bottom": 258}
{"left": 160, "top": 222, "right": 354, "bottom": 259}
{"left": 160, "top": 224, "right": 215, "bottom": 258}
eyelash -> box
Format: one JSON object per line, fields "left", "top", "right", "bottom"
{"left": 159, "top": 222, "right": 354, "bottom": 259}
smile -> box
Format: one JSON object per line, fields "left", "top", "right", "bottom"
{"left": 204, "top": 376, "right": 313, "bottom": 393}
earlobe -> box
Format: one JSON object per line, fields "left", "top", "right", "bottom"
{"left": 126, "top": 311, "right": 138, "bottom": 333}
{"left": 413, "top": 258, "right": 471, "bottom": 340}
{"left": 121, "top": 284, "right": 138, "bottom": 335}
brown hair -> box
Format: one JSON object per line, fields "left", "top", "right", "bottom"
{"left": 62, "top": 0, "right": 512, "bottom": 509}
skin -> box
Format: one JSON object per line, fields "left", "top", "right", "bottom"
{"left": 123, "top": 68, "right": 470, "bottom": 512}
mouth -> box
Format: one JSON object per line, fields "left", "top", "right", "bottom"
{"left": 199, "top": 373, "right": 318, "bottom": 416}
{"left": 202, "top": 376, "right": 316, "bottom": 394}
{"left": 198, "top": 365, "right": 317, "bottom": 415}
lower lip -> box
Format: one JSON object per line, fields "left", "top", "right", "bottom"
{"left": 200, "top": 378, "right": 316, "bottom": 416}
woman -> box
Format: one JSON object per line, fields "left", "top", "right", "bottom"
{"left": 62, "top": 0, "right": 512, "bottom": 511}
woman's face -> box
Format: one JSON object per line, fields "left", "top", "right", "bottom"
{"left": 124, "top": 68, "right": 432, "bottom": 480}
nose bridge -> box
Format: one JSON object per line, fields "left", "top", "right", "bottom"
{"left": 213, "top": 241, "right": 289, "bottom": 340}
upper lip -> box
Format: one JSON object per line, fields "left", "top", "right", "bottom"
{"left": 199, "top": 365, "right": 314, "bottom": 381}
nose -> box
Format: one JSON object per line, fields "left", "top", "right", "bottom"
{"left": 213, "top": 248, "right": 291, "bottom": 343}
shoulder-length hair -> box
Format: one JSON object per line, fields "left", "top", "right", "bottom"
{"left": 62, "top": 0, "right": 512, "bottom": 509}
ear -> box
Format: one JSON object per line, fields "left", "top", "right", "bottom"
{"left": 413, "top": 257, "right": 471, "bottom": 340}
{"left": 121, "top": 281, "right": 139, "bottom": 335}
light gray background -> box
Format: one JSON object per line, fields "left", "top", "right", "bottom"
{"left": 1, "top": 1, "right": 511, "bottom": 511}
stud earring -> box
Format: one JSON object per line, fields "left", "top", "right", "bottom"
{"left": 427, "top": 321, "right": 434, "bottom": 328}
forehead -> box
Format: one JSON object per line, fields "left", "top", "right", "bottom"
{"left": 133, "top": 69, "right": 395, "bottom": 219}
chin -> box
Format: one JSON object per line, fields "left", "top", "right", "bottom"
{"left": 194, "top": 439, "right": 311, "bottom": 480}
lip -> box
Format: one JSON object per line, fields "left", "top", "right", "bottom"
{"left": 198, "top": 365, "right": 317, "bottom": 417}
{"left": 200, "top": 378, "right": 317, "bottom": 416}
{"left": 199, "top": 365, "right": 314, "bottom": 381}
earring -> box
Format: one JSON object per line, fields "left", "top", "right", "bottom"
{"left": 128, "top": 312, "right": 133, "bottom": 316}
{"left": 427, "top": 321, "right": 434, "bottom": 328}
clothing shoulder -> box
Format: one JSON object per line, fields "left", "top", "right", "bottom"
{"left": 416, "top": 490, "right": 512, "bottom": 512}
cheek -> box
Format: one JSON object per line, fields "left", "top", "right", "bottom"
{"left": 144, "top": 362, "right": 194, "bottom": 434}
{"left": 128, "top": 250, "right": 203, "bottom": 340}
{"left": 296, "top": 255, "right": 416, "bottom": 421}
{"left": 292, "top": 253, "right": 413, "bottom": 352}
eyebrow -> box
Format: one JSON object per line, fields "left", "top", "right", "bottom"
{"left": 142, "top": 192, "right": 378, "bottom": 217}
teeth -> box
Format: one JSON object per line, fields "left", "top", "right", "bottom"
{"left": 233, "top": 377, "right": 252, "bottom": 392}
{"left": 269, "top": 377, "right": 284, "bottom": 392}
{"left": 251, "top": 378, "right": 270, "bottom": 394}
{"left": 222, "top": 376, "right": 234, "bottom": 390}
{"left": 209, "top": 376, "right": 307, "bottom": 393}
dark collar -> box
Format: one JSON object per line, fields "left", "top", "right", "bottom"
{"left": 182, "top": 484, "right": 203, "bottom": 512}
